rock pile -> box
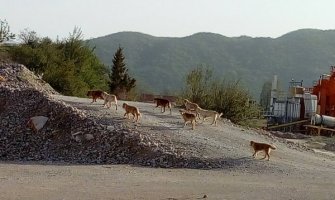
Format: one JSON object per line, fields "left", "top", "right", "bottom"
{"left": 0, "top": 63, "right": 222, "bottom": 168}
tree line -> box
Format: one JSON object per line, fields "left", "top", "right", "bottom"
{"left": 1, "top": 19, "right": 135, "bottom": 98}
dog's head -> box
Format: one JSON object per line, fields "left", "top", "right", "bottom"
{"left": 86, "top": 91, "right": 92, "bottom": 96}
{"left": 101, "top": 91, "right": 108, "bottom": 98}
{"left": 122, "top": 103, "right": 127, "bottom": 109}
{"left": 183, "top": 99, "right": 189, "bottom": 104}
{"left": 250, "top": 141, "right": 255, "bottom": 146}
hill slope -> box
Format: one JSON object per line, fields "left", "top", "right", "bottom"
{"left": 88, "top": 29, "right": 335, "bottom": 97}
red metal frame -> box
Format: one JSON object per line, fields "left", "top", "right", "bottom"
{"left": 312, "top": 66, "right": 335, "bottom": 116}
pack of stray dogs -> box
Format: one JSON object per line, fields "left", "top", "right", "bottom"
{"left": 86, "top": 90, "right": 277, "bottom": 161}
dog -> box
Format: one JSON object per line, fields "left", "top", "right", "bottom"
{"left": 179, "top": 109, "right": 197, "bottom": 130}
{"left": 86, "top": 90, "right": 104, "bottom": 103}
{"left": 101, "top": 92, "right": 118, "bottom": 110}
{"left": 122, "top": 103, "right": 141, "bottom": 122}
{"left": 250, "top": 141, "right": 276, "bottom": 161}
{"left": 153, "top": 98, "right": 172, "bottom": 114}
{"left": 195, "top": 106, "right": 223, "bottom": 125}
{"left": 183, "top": 99, "right": 199, "bottom": 111}
{"left": 183, "top": 99, "right": 201, "bottom": 118}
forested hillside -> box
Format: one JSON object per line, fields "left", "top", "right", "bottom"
{"left": 88, "top": 29, "right": 335, "bottom": 98}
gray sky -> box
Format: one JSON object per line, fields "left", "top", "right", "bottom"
{"left": 2, "top": 0, "right": 335, "bottom": 40}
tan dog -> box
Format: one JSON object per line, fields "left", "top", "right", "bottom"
{"left": 122, "top": 103, "right": 141, "bottom": 122}
{"left": 101, "top": 92, "right": 118, "bottom": 110}
{"left": 195, "top": 106, "right": 223, "bottom": 125}
{"left": 183, "top": 99, "right": 199, "bottom": 111}
{"left": 87, "top": 90, "right": 104, "bottom": 103}
{"left": 250, "top": 141, "right": 276, "bottom": 161}
{"left": 154, "top": 98, "right": 172, "bottom": 114}
{"left": 179, "top": 109, "right": 197, "bottom": 130}
{"left": 183, "top": 99, "right": 201, "bottom": 119}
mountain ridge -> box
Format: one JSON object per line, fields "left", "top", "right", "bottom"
{"left": 88, "top": 29, "right": 335, "bottom": 98}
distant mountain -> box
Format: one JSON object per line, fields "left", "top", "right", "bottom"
{"left": 87, "top": 29, "right": 335, "bottom": 98}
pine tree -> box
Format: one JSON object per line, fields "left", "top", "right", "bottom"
{"left": 108, "top": 46, "right": 136, "bottom": 97}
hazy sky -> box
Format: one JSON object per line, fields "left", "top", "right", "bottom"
{"left": 1, "top": 0, "right": 335, "bottom": 40}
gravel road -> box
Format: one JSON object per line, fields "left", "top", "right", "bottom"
{"left": 1, "top": 95, "right": 335, "bottom": 200}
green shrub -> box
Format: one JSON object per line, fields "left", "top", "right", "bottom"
{"left": 182, "top": 66, "right": 260, "bottom": 123}
{"left": 8, "top": 28, "right": 108, "bottom": 97}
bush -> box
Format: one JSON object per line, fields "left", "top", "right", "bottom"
{"left": 8, "top": 28, "right": 108, "bottom": 97}
{"left": 182, "top": 66, "right": 260, "bottom": 123}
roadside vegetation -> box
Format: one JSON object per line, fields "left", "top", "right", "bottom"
{"left": 7, "top": 27, "right": 109, "bottom": 97}
{"left": 181, "top": 66, "right": 261, "bottom": 124}
{"left": 2, "top": 20, "right": 138, "bottom": 99}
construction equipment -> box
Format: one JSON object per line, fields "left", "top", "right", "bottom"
{"left": 312, "top": 66, "right": 335, "bottom": 116}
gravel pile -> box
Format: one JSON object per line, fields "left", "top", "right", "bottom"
{"left": 0, "top": 64, "right": 151, "bottom": 163}
{"left": 0, "top": 63, "right": 232, "bottom": 168}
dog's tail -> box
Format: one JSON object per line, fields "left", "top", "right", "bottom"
{"left": 218, "top": 113, "right": 223, "bottom": 118}
{"left": 270, "top": 145, "right": 276, "bottom": 150}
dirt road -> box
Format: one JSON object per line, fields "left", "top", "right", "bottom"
{"left": 1, "top": 95, "right": 335, "bottom": 200}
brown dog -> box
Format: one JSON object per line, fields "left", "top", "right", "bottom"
{"left": 154, "top": 98, "right": 172, "bottom": 114}
{"left": 250, "top": 141, "right": 276, "bottom": 161}
{"left": 183, "top": 99, "right": 200, "bottom": 119}
{"left": 122, "top": 103, "right": 141, "bottom": 122}
{"left": 87, "top": 90, "right": 104, "bottom": 103}
{"left": 179, "top": 109, "right": 197, "bottom": 130}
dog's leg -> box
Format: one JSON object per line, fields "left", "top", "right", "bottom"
{"left": 261, "top": 150, "right": 267, "bottom": 160}
{"left": 212, "top": 116, "right": 217, "bottom": 126}
{"left": 267, "top": 149, "right": 271, "bottom": 161}
{"left": 213, "top": 115, "right": 217, "bottom": 125}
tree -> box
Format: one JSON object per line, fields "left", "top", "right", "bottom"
{"left": 183, "top": 66, "right": 212, "bottom": 105}
{"left": 18, "top": 28, "right": 39, "bottom": 46}
{"left": 108, "top": 46, "right": 136, "bottom": 98}
{"left": 0, "top": 19, "right": 15, "bottom": 44}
